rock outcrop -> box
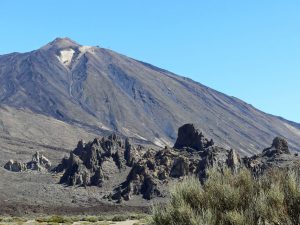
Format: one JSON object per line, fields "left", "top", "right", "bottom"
{"left": 53, "top": 124, "right": 246, "bottom": 201}
{"left": 55, "top": 134, "right": 139, "bottom": 187}
{"left": 4, "top": 160, "right": 27, "bottom": 172}
{"left": 197, "top": 146, "right": 242, "bottom": 180}
{"left": 173, "top": 124, "right": 242, "bottom": 179}
{"left": 170, "top": 156, "right": 189, "bottom": 178}
{"left": 27, "top": 151, "right": 52, "bottom": 171}
{"left": 244, "top": 137, "right": 299, "bottom": 175}
{"left": 119, "top": 163, "right": 162, "bottom": 200}
{"left": 262, "top": 136, "right": 290, "bottom": 156}
{"left": 111, "top": 148, "right": 172, "bottom": 201}
{"left": 53, "top": 124, "right": 300, "bottom": 202}
{"left": 111, "top": 124, "right": 242, "bottom": 201}
{"left": 4, "top": 151, "right": 51, "bottom": 172}
{"left": 174, "top": 124, "right": 214, "bottom": 151}
{"left": 227, "top": 149, "right": 241, "bottom": 173}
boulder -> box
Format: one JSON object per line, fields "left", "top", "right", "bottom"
{"left": 4, "top": 160, "right": 27, "bottom": 172}
{"left": 262, "top": 137, "right": 290, "bottom": 156}
{"left": 26, "top": 151, "right": 52, "bottom": 171}
{"left": 174, "top": 124, "right": 214, "bottom": 151}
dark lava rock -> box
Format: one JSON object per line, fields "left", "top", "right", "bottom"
{"left": 112, "top": 148, "right": 175, "bottom": 201}
{"left": 244, "top": 137, "right": 299, "bottom": 175}
{"left": 56, "top": 134, "right": 134, "bottom": 187}
{"left": 197, "top": 146, "right": 242, "bottom": 180}
{"left": 109, "top": 124, "right": 243, "bottom": 201}
{"left": 170, "top": 156, "right": 189, "bottom": 178}
{"left": 124, "top": 138, "right": 136, "bottom": 166}
{"left": 54, "top": 124, "right": 299, "bottom": 202}
{"left": 116, "top": 162, "right": 162, "bottom": 201}
{"left": 262, "top": 136, "right": 290, "bottom": 156}
{"left": 174, "top": 124, "right": 214, "bottom": 151}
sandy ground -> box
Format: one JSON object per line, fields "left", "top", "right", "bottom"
{"left": 111, "top": 221, "right": 141, "bottom": 225}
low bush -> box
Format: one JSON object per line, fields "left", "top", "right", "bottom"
{"left": 36, "top": 215, "right": 72, "bottom": 223}
{"left": 151, "top": 168, "right": 300, "bottom": 225}
{"left": 111, "top": 214, "right": 129, "bottom": 221}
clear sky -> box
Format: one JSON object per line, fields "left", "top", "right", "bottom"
{"left": 1, "top": 0, "right": 299, "bottom": 123}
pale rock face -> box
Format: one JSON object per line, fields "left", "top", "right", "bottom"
{"left": 56, "top": 45, "right": 95, "bottom": 69}
{"left": 57, "top": 48, "right": 75, "bottom": 67}
{"left": 79, "top": 46, "right": 94, "bottom": 54}
{"left": 27, "top": 151, "right": 52, "bottom": 171}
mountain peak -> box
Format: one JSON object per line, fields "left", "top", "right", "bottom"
{"left": 41, "top": 37, "right": 97, "bottom": 68}
{"left": 42, "top": 37, "right": 81, "bottom": 50}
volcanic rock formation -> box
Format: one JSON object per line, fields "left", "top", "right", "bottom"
{"left": 55, "top": 134, "right": 141, "bottom": 187}
{"left": 4, "top": 160, "right": 27, "bottom": 172}
{"left": 52, "top": 123, "right": 300, "bottom": 202}
{"left": 4, "top": 151, "right": 51, "bottom": 172}
{"left": 244, "top": 137, "right": 300, "bottom": 175}
{"left": 110, "top": 124, "right": 243, "bottom": 201}
{"left": 174, "top": 124, "right": 214, "bottom": 151}
{"left": 55, "top": 123, "right": 241, "bottom": 201}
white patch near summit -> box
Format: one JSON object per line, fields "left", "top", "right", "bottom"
{"left": 57, "top": 49, "right": 75, "bottom": 67}
{"left": 57, "top": 46, "right": 95, "bottom": 68}
{"left": 79, "top": 46, "right": 94, "bottom": 54}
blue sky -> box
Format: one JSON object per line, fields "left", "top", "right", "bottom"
{"left": 1, "top": 0, "right": 299, "bottom": 122}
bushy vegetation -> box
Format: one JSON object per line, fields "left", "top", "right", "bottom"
{"left": 151, "top": 168, "right": 300, "bottom": 225}
{"left": 36, "top": 215, "right": 73, "bottom": 223}
{"left": 34, "top": 213, "right": 147, "bottom": 224}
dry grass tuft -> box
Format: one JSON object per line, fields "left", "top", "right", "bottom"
{"left": 151, "top": 168, "right": 300, "bottom": 225}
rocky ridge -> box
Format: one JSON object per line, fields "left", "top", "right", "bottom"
{"left": 4, "top": 123, "right": 299, "bottom": 202}
{"left": 244, "top": 136, "right": 300, "bottom": 175}
{"left": 54, "top": 134, "right": 144, "bottom": 187}
{"left": 50, "top": 123, "right": 299, "bottom": 202}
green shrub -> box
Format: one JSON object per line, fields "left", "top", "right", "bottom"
{"left": 36, "top": 215, "right": 72, "bottom": 223}
{"left": 151, "top": 168, "right": 300, "bottom": 225}
{"left": 111, "top": 214, "right": 128, "bottom": 221}
{"left": 84, "top": 216, "right": 98, "bottom": 222}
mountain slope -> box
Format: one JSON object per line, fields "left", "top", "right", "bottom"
{"left": 0, "top": 37, "right": 300, "bottom": 155}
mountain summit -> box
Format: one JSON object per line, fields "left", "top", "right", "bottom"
{"left": 0, "top": 38, "right": 300, "bottom": 154}
{"left": 43, "top": 37, "right": 81, "bottom": 49}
